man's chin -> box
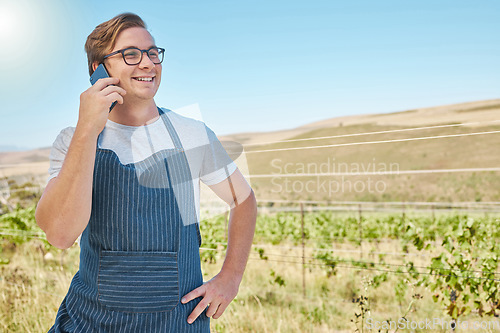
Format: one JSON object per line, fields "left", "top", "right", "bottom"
{"left": 132, "top": 91, "right": 158, "bottom": 101}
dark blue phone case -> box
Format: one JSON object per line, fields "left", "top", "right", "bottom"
{"left": 89, "top": 64, "right": 117, "bottom": 112}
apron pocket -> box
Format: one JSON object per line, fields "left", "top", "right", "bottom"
{"left": 98, "top": 250, "right": 179, "bottom": 313}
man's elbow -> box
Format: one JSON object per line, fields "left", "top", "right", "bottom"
{"left": 45, "top": 228, "right": 77, "bottom": 249}
{"left": 35, "top": 209, "right": 75, "bottom": 250}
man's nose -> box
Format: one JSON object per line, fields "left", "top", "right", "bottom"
{"left": 139, "top": 51, "right": 156, "bottom": 68}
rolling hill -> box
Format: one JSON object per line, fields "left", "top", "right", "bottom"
{"left": 1, "top": 99, "right": 499, "bottom": 203}
{"left": 222, "top": 99, "right": 500, "bottom": 203}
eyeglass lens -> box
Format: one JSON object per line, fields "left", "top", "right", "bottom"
{"left": 123, "top": 48, "right": 163, "bottom": 65}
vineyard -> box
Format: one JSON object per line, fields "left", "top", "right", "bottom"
{"left": 1, "top": 103, "right": 500, "bottom": 331}
{"left": 1, "top": 188, "right": 500, "bottom": 331}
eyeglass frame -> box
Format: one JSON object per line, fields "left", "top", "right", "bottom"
{"left": 103, "top": 46, "right": 165, "bottom": 65}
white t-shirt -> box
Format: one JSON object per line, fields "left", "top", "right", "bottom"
{"left": 48, "top": 108, "right": 237, "bottom": 222}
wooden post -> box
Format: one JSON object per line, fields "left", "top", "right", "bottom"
{"left": 358, "top": 204, "right": 363, "bottom": 259}
{"left": 431, "top": 204, "right": 435, "bottom": 224}
{"left": 60, "top": 249, "right": 65, "bottom": 270}
{"left": 224, "top": 210, "right": 229, "bottom": 242}
{"left": 300, "top": 203, "right": 306, "bottom": 297}
{"left": 402, "top": 202, "right": 406, "bottom": 224}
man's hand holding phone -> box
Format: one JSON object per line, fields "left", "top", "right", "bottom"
{"left": 89, "top": 63, "right": 121, "bottom": 113}
{"left": 78, "top": 76, "right": 126, "bottom": 137}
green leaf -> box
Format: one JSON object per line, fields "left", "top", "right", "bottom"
{"left": 442, "top": 236, "right": 454, "bottom": 253}
{"left": 452, "top": 304, "right": 458, "bottom": 319}
{"left": 462, "top": 306, "right": 471, "bottom": 316}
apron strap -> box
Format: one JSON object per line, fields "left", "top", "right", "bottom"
{"left": 158, "top": 108, "right": 184, "bottom": 151}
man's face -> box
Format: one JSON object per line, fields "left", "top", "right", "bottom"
{"left": 101, "top": 27, "right": 162, "bottom": 103}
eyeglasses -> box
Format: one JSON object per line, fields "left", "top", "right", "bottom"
{"left": 103, "top": 47, "right": 165, "bottom": 65}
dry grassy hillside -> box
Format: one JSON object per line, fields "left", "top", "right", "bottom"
{"left": 0, "top": 148, "right": 51, "bottom": 188}
{"left": 223, "top": 99, "right": 500, "bottom": 203}
{"left": 221, "top": 99, "right": 500, "bottom": 145}
{"left": 1, "top": 99, "right": 499, "bottom": 202}
{"left": 0, "top": 148, "right": 51, "bottom": 164}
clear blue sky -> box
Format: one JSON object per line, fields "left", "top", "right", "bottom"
{"left": 0, "top": 0, "right": 498, "bottom": 150}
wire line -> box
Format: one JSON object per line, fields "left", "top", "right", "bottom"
{"left": 242, "top": 120, "right": 500, "bottom": 147}
{"left": 247, "top": 167, "right": 500, "bottom": 178}
{"left": 246, "top": 258, "right": 500, "bottom": 282}
{"left": 244, "top": 130, "right": 500, "bottom": 154}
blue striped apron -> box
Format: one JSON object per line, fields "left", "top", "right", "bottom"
{"left": 48, "top": 108, "right": 210, "bottom": 332}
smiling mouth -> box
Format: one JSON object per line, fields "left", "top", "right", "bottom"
{"left": 133, "top": 77, "right": 154, "bottom": 82}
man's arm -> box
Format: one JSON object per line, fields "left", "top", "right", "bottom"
{"left": 181, "top": 168, "right": 257, "bottom": 323}
{"left": 35, "top": 77, "right": 126, "bottom": 249}
{"left": 35, "top": 127, "right": 100, "bottom": 249}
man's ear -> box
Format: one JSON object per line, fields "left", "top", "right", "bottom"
{"left": 92, "top": 62, "right": 99, "bottom": 72}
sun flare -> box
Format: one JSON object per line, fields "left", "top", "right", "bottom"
{"left": 0, "top": 0, "right": 41, "bottom": 63}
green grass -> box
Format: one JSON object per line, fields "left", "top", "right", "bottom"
{"left": 2, "top": 210, "right": 500, "bottom": 332}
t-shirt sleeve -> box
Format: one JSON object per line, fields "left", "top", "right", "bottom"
{"left": 199, "top": 125, "right": 237, "bottom": 185}
{"left": 47, "top": 127, "right": 75, "bottom": 183}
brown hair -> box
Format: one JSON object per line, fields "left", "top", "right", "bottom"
{"left": 84, "top": 13, "right": 149, "bottom": 76}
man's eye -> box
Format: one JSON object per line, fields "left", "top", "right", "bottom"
{"left": 125, "top": 51, "right": 140, "bottom": 57}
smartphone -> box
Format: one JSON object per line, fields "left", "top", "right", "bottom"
{"left": 89, "top": 63, "right": 117, "bottom": 112}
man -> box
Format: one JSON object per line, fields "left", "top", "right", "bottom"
{"left": 35, "top": 12, "right": 256, "bottom": 332}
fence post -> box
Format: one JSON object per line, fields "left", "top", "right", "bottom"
{"left": 431, "top": 204, "right": 435, "bottom": 224}
{"left": 358, "top": 204, "right": 363, "bottom": 259}
{"left": 402, "top": 202, "right": 406, "bottom": 224}
{"left": 60, "top": 249, "right": 65, "bottom": 270}
{"left": 450, "top": 289, "right": 457, "bottom": 330}
{"left": 300, "top": 202, "right": 306, "bottom": 298}
{"left": 224, "top": 210, "right": 229, "bottom": 242}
